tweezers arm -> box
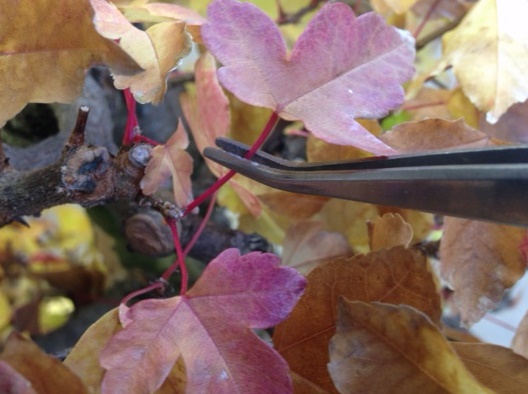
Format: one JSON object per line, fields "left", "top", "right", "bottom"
{"left": 204, "top": 147, "right": 528, "bottom": 227}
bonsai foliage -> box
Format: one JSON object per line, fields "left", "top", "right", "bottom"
{"left": 2, "top": 0, "right": 528, "bottom": 393}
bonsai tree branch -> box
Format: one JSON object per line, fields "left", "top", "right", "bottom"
{"left": 0, "top": 107, "right": 151, "bottom": 226}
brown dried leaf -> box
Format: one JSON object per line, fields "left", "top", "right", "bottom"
{"left": 440, "top": 217, "right": 527, "bottom": 326}
{"left": 282, "top": 221, "right": 351, "bottom": 275}
{"left": 368, "top": 213, "right": 413, "bottom": 251}
{"left": 328, "top": 300, "right": 492, "bottom": 393}
{"left": 380, "top": 118, "right": 492, "bottom": 153}
{"left": 452, "top": 342, "right": 528, "bottom": 393}
{"left": 1, "top": 332, "right": 88, "bottom": 394}
{"left": 273, "top": 246, "right": 441, "bottom": 392}
{"left": 0, "top": 0, "right": 140, "bottom": 127}
{"left": 64, "top": 309, "right": 121, "bottom": 393}
{"left": 512, "top": 309, "right": 528, "bottom": 359}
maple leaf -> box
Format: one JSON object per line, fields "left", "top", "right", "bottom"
{"left": 328, "top": 300, "right": 493, "bottom": 393}
{"left": 440, "top": 217, "right": 527, "bottom": 326}
{"left": 274, "top": 246, "right": 441, "bottom": 392}
{"left": 141, "top": 121, "right": 193, "bottom": 208}
{"left": 0, "top": 0, "right": 140, "bottom": 128}
{"left": 202, "top": 0, "right": 416, "bottom": 154}
{"left": 452, "top": 342, "right": 528, "bottom": 392}
{"left": 0, "top": 332, "right": 88, "bottom": 393}
{"left": 100, "top": 249, "right": 306, "bottom": 394}
{"left": 89, "top": 0, "right": 192, "bottom": 104}
{"left": 426, "top": 0, "right": 528, "bottom": 123}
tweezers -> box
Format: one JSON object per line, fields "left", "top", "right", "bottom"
{"left": 203, "top": 138, "right": 528, "bottom": 227}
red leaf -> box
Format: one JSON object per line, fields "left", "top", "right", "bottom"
{"left": 140, "top": 121, "right": 193, "bottom": 208}
{"left": 202, "top": 0, "right": 415, "bottom": 154}
{"left": 101, "top": 249, "right": 306, "bottom": 394}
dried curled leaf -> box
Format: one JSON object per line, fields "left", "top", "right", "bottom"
{"left": 140, "top": 122, "right": 193, "bottom": 208}
{"left": 90, "top": 0, "right": 192, "bottom": 103}
{"left": 328, "top": 300, "right": 492, "bottom": 393}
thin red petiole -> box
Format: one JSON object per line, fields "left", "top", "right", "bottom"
{"left": 183, "top": 192, "right": 217, "bottom": 257}
{"left": 162, "top": 219, "right": 188, "bottom": 294}
{"left": 133, "top": 134, "right": 160, "bottom": 146}
{"left": 483, "top": 314, "right": 517, "bottom": 333}
{"left": 121, "top": 281, "right": 165, "bottom": 306}
{"left": 123, "top": 89, "right": 139, "bottom": 145}
{"left": 183, "top": 111, "right": 280, "bottom": 215}
{"left": 413, "top": 0, "right": 441, "bottom": 39}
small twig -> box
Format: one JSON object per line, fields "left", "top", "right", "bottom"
{"left": 416, "top": 13, "right": 465, "bottom": 50}
{"left": 413, "top": 0, "right": 441, "bottom": 39}
{"left": 65, "top": 106, "right": 89, "bottom": 149}
{"left": 0, "top": 130, "right": 8, "bottom": 172}
{"left": 276, "top": 0, "right": 326, "bottom": 25}
{"left": 137, "top": 195, "right": 184, "bottom": 221}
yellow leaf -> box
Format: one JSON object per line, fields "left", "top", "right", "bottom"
{"left": 0, "top": 0, "right": 140, "bottom": 127}
{"left": 0, "top": 290, "right": 11, "bottom": 330}
{"left": 64, "top": 309, "right": 121, "bottom": 393}
{"left": 440, "top": 217, "right": 527, "bottom": 326}
{"left": 429, "top": 0, "right": 528, "bottom": 122}
{"left": 328, "top": 300, "right": 492, "bottom": 393}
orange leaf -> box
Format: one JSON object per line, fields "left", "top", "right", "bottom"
{"left": 90, "top": 0, "right": 192, "bottom": 103}
{"left": 0, "top": 0, "right": 140, "bottom": 127}
{"left": 273, "top": 246, "right": 441, "bottom": 392}
{"left": 368, "top": 213, "right": 413, "bottom": 251}
{"left": 452, "top": 342, "right": 528, "bottom": 393}
{"left": 440, "top": 217, "right": 527, "bottom": 326}
{"left": 0, "top": 332, "right": 88, "bottom": 394}
{"left": 141, "top": 122, "right": 193, "bottom": 208}
{"left": 328, "top": 300, "right": 492, "bottom": 393}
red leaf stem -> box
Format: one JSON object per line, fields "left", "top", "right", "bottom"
{"left": 413, "top": 0, "right": 441, "bottom": 39}
{"left": 122, "top": 88, "right": 139, "bottom": 145}
{"left": 183, "top": 111, "right": 280, "bottom": 215}
{"left": 162, "top": 218, "right": 188, "bottom": 294}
